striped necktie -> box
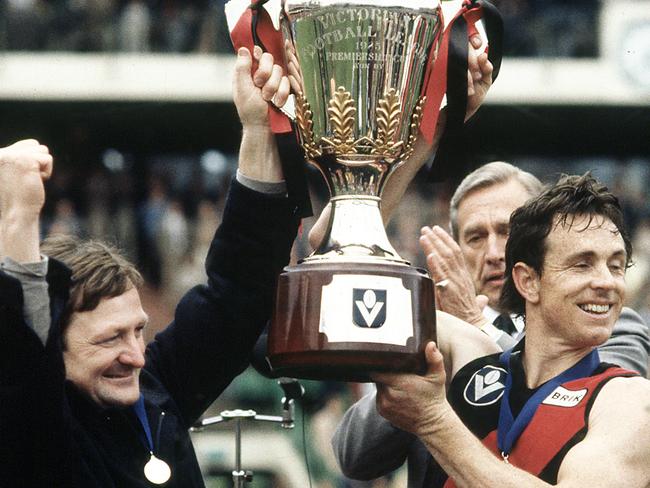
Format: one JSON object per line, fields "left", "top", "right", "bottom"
{"left": 493, "top": 313, "right": 518, "bottom": 337}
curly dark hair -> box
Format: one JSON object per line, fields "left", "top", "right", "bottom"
{"left": 499, "top": 173, "right": 632, "bottom": 317}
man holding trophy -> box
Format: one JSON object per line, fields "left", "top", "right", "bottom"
{"left": 1, "top": 0, "right": 498, "bottom": 485}
{"left": 227, "top": 0, "right": 502, "bottom": 380}
{"left": 226, "top": 2, "right": 650, "bottom": 488}
{"left": 0, "top": 48, "right": 300, "bottom": 487}
{"left": 369, "top": 174, "right": 650, "bottom": 487}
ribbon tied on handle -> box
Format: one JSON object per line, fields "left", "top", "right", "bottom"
{"left": 226, "top": 0, "right": 503, "bottom": 209}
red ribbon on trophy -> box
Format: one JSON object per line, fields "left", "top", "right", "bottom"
{"left": 226, "top": 0, "right": 503, "bottom": 214}
{"left": 226, "top": 0, "right": 504, "bottom": 381}
{"left": 228, "top": 1, "right": 501, "bottom": 136}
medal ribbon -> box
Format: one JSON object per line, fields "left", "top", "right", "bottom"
{"left": 133, "top": 395, "right": 172, "bottom": 484}
{"left": 496, "top": 347, "right": 600, "bottom": 457}
{"left": 133, "top": 395, "right": 155, "bottom": 454}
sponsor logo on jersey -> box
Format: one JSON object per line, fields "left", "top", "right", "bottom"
{"left": 464, "top": 365, "right": 507, "bottom": 406}
{"left": 542, "top": 386, "right": 588, "bottom": 408}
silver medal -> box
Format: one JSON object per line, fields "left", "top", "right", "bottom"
{"left": 144, "top": 453, "right": 171, "bottom": 484}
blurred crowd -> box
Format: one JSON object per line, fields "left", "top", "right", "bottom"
{"left": 492, "top": 0, "right": 601, "bottom": 57}
{"left": 0, "top": 0, "right": 232, "bottom": 53}
{"left": 0, "top": 0, "right": 601, "bottom": 57}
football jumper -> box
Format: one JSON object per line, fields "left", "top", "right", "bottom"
{"left": 444, "top": 349, "right": 638, "bottom": 486}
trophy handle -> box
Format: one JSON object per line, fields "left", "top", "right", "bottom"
{"left": 424, "top": 0, "right": 504, "bottom": 180}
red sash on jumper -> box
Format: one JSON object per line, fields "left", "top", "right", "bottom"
{"left": 444, "top": 367, "right": 638, "bottom": 487}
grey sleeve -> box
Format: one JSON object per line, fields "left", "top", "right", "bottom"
{"left": 598, "top": 307, "right": 650, "bottom": 376}
{"left": 236, "top": 170, "right": 287, "bottom": 195}
{"left": 0, "top": 257, "right": 51, "bottom": 345}
{"left": 331, "top": 388, "right": 415, "bottom": 480}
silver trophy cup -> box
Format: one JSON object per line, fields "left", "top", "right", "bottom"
{"left": 269, "top": 0, "right": 444, "bottom": 381}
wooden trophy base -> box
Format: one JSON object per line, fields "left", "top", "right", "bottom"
{"left": 268, "top": 261, "right": 436, "bottom": 382}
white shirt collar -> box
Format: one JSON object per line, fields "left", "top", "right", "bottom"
{"left": 482, "top": 305, "right": 525, "bottom": 337}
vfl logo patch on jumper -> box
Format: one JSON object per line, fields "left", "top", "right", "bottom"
{"left": 352, "top": 289, "right": 386, "bottom": 328}
{"left": 542, "top": 386, "right": 588, "bottom": 408}
{"left": 464, "top": 365, "right": 507, "bottom": 406}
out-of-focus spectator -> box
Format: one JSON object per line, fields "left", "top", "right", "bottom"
{"left": 118, "top": 0, "right": 151, "bottom": 51}
{"left": 158, "top": 197, "right": 190, "bottom": 298}
{"left": 529, "top": 0, "right": 600, "bottom": 58}
{"left": 627, "top": 218, "right": 650, "bottom": 309}
{"left": 388, "top": 190, "right": 431, "bottom": 266}
{"left": 4, "top": 0, "right": 51, "bottom": 50}
{"left": 136, "top": 174, "right": 169, "bottom": 288}
{"left": 150, "top": 0, "right": 205, "bottom": 53}
{"left": 85, "top": 168, "right": 112, "bottom": 239}
{"left": 492, "top": 0, "right": 536, "bottom": 56}
{"left": 45, "top": 0, "right": 117, "bottom": 51}
{"left": 197, "top": 0, "right": 232, "bottom": 53}
{"left": 80, "top": 0, "right": 118, "bottom": 51}
{"left": 47, "top": 198, "right": 83, "bottom": 236}
{"left": 492, "top": 0, "right": 600, "bottom": 57}
{"left": 166, "top": 197, "right": 220, "bottom": 304}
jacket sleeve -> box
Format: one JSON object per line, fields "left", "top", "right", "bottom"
{"left": 1, "top": 257, "right": 50, "bottom": 344}
{"left": 145, "top": 179, "right": 299, "bottom": 425}
{"left": 331, "top": 389, "right": 415, "bottom": 480}
{"left": 598, "top": 306, "right": 650, "bottom": 376}
{"left": 0, "top": 261, "right": 73, "bottom": 486}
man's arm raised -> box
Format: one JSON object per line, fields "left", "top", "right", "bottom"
{"left": 0, "top": 139, "right": 53, "bottom": 346}
{"left": 234, "top": 45, "right": 290, "bottom": 184}
{"left": 375, "top": 36, "right": 494, "bottom": 223}
{"left": 0, "top": 139, "right": 52, "bottom": 263}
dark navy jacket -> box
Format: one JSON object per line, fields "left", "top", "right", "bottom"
{"left": 0, "top": 180, "right": 299, "bottom": 487}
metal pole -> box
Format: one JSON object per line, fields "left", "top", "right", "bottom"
{"left": 232, "top": 419, "right": 243, "bottom": 488}
{"left": 192, "top": 379, "right": 304, "bottom": 487}
{"left": 235, "top": 419, "right": 241, "bottom": 473}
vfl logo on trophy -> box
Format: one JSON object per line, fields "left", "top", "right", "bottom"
{"left": 353, "top": 289, "right": 387, "bottom": 328}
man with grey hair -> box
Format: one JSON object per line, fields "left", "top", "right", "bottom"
{"left": 448, "top": 161, "right": 543, "bottom": 239}
{"left": 422, "top": 161, "right": 648, "bottom": 362}
{"left": 331, "top": 161, "right": 650, "bottom": 488}
{"left": 427, "top": 161, "right": 545, "bottom": 349}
